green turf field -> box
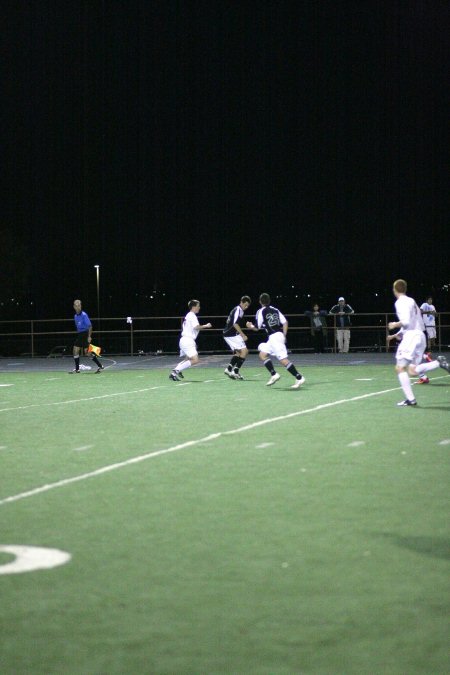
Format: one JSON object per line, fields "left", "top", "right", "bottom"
{"left": 1, "top": 362, "right": 449, "bottom": 674}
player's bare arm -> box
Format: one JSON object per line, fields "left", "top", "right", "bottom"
{"left": 233, "top": 323, "right": 248, "bottom": 340}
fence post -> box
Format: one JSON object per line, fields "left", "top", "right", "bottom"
{"left": 130, "top": 323, "right": 133, "bottom": 356}
{"left": 31, "top": 320, "right": 34, "bottom": 358}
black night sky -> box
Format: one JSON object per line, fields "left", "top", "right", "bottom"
{"left": 3, "top": 0, "right": 450, "bottom": 320}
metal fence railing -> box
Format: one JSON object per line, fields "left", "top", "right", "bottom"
{"left": 0, "top": 313, "right": 449, "bottom": 358}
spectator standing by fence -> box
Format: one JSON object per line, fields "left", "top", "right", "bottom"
{"left": 305, "top": 304, "right": 328, "bottom": 353}
{"left": 329, "top": 297, "right": 354, "bottom": 353}
{"left": 420, "top": 296, "right": 437, "bottom": 351}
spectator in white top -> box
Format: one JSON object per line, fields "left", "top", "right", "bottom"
{"left": 420, "top": 296, "right": 437, "bottom": 351}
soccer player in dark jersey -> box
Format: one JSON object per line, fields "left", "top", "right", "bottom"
{"left": 223, "top": 296, "right": 253, "bottom": 380}
{"left": 255, "top": 293, "right": 305, "bottom": 388}
{"left": 70, "top": 299, "right": 104, "bottom": 374}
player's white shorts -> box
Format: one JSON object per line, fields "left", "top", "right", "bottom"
{"left": 179, "top": 336, "right": 198, "bottom": 359}
{"left": 425, "top": 326, "right": 436, "bottom": 340}
{"left": 224, "top": 335, "right": 246, "bottom": 352}
{"left": 258, "top": 332, "right": 287, "bottom": 361}
{"left": 396, "top": 330, "right": 426, "bottom": 366}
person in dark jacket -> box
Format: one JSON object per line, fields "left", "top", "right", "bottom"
{"left": 305, "top": 304, "right": 328, "bottom": 353}
{"left": 329, "top": 296, "right": 354, "bottom": 353}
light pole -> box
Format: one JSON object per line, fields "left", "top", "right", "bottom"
{"left": 94, "top": 265, "right": 100, "bottom": 325}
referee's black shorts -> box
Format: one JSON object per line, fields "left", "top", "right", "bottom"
{"left": 74, "top": 330, "right": 90, "bottom": 349}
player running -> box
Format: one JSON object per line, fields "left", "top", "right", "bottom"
{"left": 387, "top": 279, "right": 449, "bottom": 406}
{"left": 254, "top": 293, "right": 305, "bottom": 389}
{"left": 223, "top": 295, "right": 253, "bottom": 380}
{"left": 169, "top": 300, "right": 212, "bottom": 381}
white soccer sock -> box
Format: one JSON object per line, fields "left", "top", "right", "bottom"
{"left": 177, "top": 360, "right": 192, "bottom": 372}
{"left": 398, "top": 371, "right": 414, "bottom": 400}
{"left": 415, "top": 361, "right": 440, "bottom": 375}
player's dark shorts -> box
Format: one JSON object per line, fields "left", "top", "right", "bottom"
{"left": 74, "top": 330, "right": 90, "bottom": 349}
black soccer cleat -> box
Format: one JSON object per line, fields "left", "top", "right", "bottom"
{"left": 437, "top": 355, "right": 450, "bottom": 373}
{"left": 397, "top": 398, "right": 417, "bottom": 407}
{"left": 169, "top": 371, "right": 181, "bottom": 381}
{"left": 95, "top": 366, "right": 104, "bottom": 373}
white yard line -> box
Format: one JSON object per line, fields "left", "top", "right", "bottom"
{"left": 0, "top": 386, "right": 165, "bottom": 413}
{"left": 0, "top": 382, "right": 419, "bottom": 507}
{"left": 0, "top": 374, "right": 448, "bottom": 507}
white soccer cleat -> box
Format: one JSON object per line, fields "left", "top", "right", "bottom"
{"left": 266, "top": 373, "right": 281, "bottom": 386}
{"left": 291, "top": 375, "right": 305, "bottom": 389}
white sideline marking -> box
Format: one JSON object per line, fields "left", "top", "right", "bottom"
{"left": 73, "top": 445, "right": 94, "bottom": 452}
{"left": 438, "top": 439, "right": 450, "bottom": 445}
{"left": 0, "top": 383, "right": 414, "bottom": 507}
{"left": 256, "top": 442, "right": 274, "bottom": 449}
{"left": 355, "top": 378, "right": 373, "bottom": 381}
{"left": 1, "top": 374, "right": 448, "bottom": 508}
{"left": 0, "top": 372, "right": 447, "bottom": 415}
{"left": 0, "top": 384, "right": 13, "bottom": 387}
{"left": 348, "top": 441, "right": 365, "bottom": 447}
{"left": 0, "top": 446, "right": 7, "bottom": 450}
{"left": 0, "top": 386, "right": 164, "bottom": 413}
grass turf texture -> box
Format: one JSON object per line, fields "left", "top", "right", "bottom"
{"left": 0, "top": 364, "right": 449, "bottom": 674}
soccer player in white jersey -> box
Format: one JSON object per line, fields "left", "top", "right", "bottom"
{"left": 420, "top": 296, "right": 437, "bottom": 351}
{"left": 254, "top": 293, "right": 305, "bottom": 388}
{"left": 223, "top": 295, "right": 253, "bottom": 380}
{"left": 169, "top": 300, "right": 212, "bottom": 381}
{"left": 387, "top": 279, "right": 449, "bottom": 406}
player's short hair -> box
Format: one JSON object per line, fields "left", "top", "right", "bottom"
{"left": 188, "top": 299, "right": 200, "bottom": 309}
{"left": 259, "top": 293, "right": 271, "bottom": 306}
{"left": 241, "top": 295, "right": 251, "bottom": 304}
{"left": 393, "top": 279, "right": 407, "bottom": 294}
